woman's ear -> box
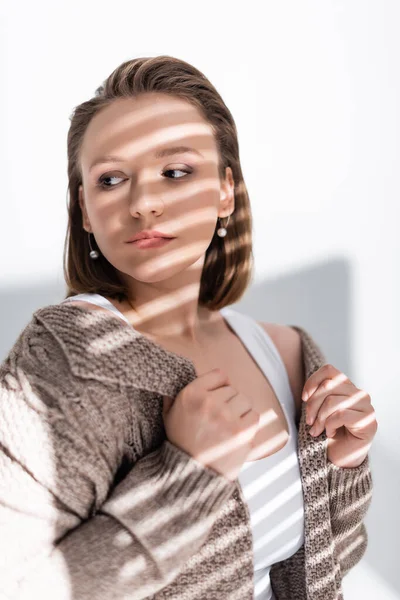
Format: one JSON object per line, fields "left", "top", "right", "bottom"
{"left": 219, "top": 166, "right": 235, "bottom": 217}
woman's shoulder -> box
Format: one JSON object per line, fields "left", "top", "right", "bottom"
{"left": 2, "top": 302, "right": 91, "bottom": 383}
{"left": 1, "top": 302, "right": 135, "bottom": 445}
{"left": 1, "top": 301, "right": 134, "bottom": 388}
{"left": 256, "top": 319, "right": 326, "bottom": 367}
{"left": 32, "top": 299, "right": 127, "bottom": 337}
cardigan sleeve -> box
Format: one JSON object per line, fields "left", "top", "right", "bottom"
{"left": 0, "top": 321, "right": 236, "bottom": 600}
{"left": 326, "top": 453, "right": 373, "bottom": 577}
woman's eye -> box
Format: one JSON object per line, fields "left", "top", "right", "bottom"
{"left": 162, "top": 168, "right": 191, "bottom": 179}
{"left": 97, "top": 168, "right": 191, "bottom": 191}
{"left": 97, "top": 175, "right": 124, "bottom": 189}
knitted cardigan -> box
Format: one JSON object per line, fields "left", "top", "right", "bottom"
{"left": 0, "top": 303, "right": 373, "bottom": 600}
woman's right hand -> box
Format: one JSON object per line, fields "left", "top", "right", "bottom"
{"left": 162, "top": 368, "right": 260, "bottom": 482}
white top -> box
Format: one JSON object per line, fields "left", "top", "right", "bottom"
{"left": 61, "top": 294, "right": 305, "bottom": 600}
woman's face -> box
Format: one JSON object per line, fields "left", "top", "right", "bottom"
{"left": 78, "top": 92, "right": 234, "bottom": 286}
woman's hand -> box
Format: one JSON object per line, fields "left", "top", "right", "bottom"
{"left": 302, "top": 364, "right": 378, "bottom": 468}
{"left": 163, "top": 368, "right": 260, "bottom": 481}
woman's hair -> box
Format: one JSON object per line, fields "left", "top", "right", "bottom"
{"left": 63, "top": 55, "right": 254, "bottom": 310}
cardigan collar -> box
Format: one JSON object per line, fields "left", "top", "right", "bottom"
{"left": 35, "top": 303, "right": 198, "bottom": 398}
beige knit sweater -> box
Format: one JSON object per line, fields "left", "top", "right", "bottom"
{"left": 0, "top": 303, "right": 373, "bottom": 600}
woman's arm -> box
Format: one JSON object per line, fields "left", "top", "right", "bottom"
{"left": 0, "top": 320, "right": 235, "bottom": 600}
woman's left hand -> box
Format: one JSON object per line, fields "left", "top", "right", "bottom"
{"left": 302, "top": 364, "right": 378, "bottom": 468}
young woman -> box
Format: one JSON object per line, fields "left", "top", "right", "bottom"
{"left": 0, "top": 55, "right": 377, "bottom": 600}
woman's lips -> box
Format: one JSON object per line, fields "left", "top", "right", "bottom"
{"left": 128, "top": 237, "right": 175, "bottom": 249}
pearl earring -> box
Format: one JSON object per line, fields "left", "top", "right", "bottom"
{"left": 88, "top": 232, "right": 99, "bottom": 259}
{"left": 217, "top": 215, "right": 231, "bottom": 238}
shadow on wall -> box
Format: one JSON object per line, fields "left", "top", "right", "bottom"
{"left": 0, "top": 257, "right": 396, "bottom": 597}
{"left": 0, "top": 280, "right": 66, "bottom": 362}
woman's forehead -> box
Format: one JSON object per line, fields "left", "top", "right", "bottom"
{"left": 81, "top": 96, "right": 216, "bottom": 172}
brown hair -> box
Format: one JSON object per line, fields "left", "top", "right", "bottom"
{"left": 63, "top": 55, "right": 254, "bottom": 310}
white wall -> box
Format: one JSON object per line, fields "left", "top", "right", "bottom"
{"left": 1, "top": 0, "right": 398, "bottom": 597}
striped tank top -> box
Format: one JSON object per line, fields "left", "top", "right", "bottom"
{"left": 60, "top": 294, "right": 305, "bottom": 600}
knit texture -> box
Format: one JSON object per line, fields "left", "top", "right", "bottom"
{"left": 0, "top": 303, "right": 373, "bottom": 600}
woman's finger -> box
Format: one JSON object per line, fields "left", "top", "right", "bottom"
{"left": 323, "top": 407, "right": 377, "bottom": 439}
{"left": 302, "top": 364, "right": 348, "bottom": 401}
{"left": 309, "top": 392, "right": 369, "bottom": 437}
{"left": 306, "top": 381, "right": 359, "bottom": 425}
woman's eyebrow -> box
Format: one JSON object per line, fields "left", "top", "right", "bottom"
{"left": 89, "top": 146, "right": 203, "bottom": 173}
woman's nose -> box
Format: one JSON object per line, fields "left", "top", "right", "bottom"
{"left": 129, "top": 182, "right": 164, "bottom": 218}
